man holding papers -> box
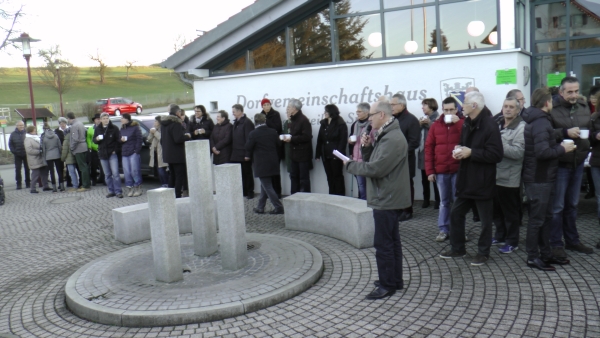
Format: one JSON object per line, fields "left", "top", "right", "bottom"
{"left": 344, "top": 101, "right": 411, "bottom": 300}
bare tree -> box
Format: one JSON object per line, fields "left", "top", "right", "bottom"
{"left": 173, "top": 34, "right": 189, "bottom": 53}
{"left": 124, "top": 60, "right": 137, "bottom": 80}
{"left": 172, "top": 34, "right": 195, "bottom": 88}
{"left": 36, "top": 45, "right": 79, "bottom": 95}
{"left": 0, "top": 1, "right": 24, "bottom": 53}
{"left": 89, "top": 49, "right": 108, "bottom": 83}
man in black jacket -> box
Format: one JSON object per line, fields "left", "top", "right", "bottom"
{"left": 8, "top": 121, "right": 30, "bottom": 189}
{"left": 93, "top": 113, "right": 123, "bottom": 198}
{"left": 285, "top": 99, "right": 313, "bottom": 194}
{"left": 391, "top": 93, "right": 420, "bottom": 221}
{"left": 161, "top": 105, "right": 190, "bottom": 198}
{"left": 521, "top": 88, "right": 574, "bottom": 271}
{"left": 230, "top": 104, "right": 255, "bottom": 199}
{"left": 245, "top": 113, "right": 283, "bottom": 214}
{"left": 260, "top": 98, "right": 283, "bottom": 197}
{"left": 440, "top": 92, "right": 503, "bottom": 266}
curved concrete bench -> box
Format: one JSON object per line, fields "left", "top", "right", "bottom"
{"left": 283, "top": 193, "right": 374, "bottom": 249}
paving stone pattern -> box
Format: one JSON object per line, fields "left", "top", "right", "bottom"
{"left": 1, "top": 181, "right": 600, "bottom": 337}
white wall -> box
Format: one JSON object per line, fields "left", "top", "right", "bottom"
{"left": 194, "top": 50, "right": 531, "bottom": 199}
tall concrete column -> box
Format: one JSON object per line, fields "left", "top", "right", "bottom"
{"left": 214, "top": 163, "right": 248, "bottom": 271}
{"left": 148, "top": 188, "right": 183, "bottom": 283}
{"left": 185, "top": 140, "right": 218, "bottom": 257}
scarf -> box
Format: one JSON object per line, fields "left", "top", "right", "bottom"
{"left": 353, "top": 118, "right": 370, "bottom": 136}
{"left": 375, "top": 117, "right": 395, "bottom": 143}
{"left": 25, "top": 133, "right": 41, "bottom": 144}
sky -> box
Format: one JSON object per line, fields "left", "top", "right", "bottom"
{"left": 0, "top": 0, "right": 255, "bottom": 68}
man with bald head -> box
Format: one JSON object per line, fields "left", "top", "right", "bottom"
{"left": 9, "top": 121, "right": 30, "bottom": 189}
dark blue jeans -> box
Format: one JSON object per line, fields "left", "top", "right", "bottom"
{"left": 550, "top": 163, "right": 584, "bottom": 248}
{"left": 355, "top": 175, "right": 366, "bottom": 200}
{"left": 524, "top": 182, "right": 554, "bottom": 261}
{"left": 100, "top": 153, "right": 122, "bottom": 195}
{"left": 372, "top": 209, "right": 403, "bottom": 289}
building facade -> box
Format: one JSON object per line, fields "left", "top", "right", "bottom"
{"left": 163, "top": 0, "right": 600, "bottom": 197}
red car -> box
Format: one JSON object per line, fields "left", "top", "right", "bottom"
{"left": 96, "top": 97, "right": 143, "bottom": 116}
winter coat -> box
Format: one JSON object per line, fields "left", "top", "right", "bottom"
{"left": 55, "top": 127, "right": 66, "bottom": 144}
{"left": 148, "top": 129, "right": 166, "bottom": 168}
{"left": 42, "top": 129, "right": 62, "bottom": 161}
{"left": 589, "top": 111, "right": 600, "bottom": 167}
{"left": 496, "top": 116, "right": 525, "bottom": 188}
{"left": 120, "top": 121, "right": 143, "bottom": 157}
{"left": 160, "top": 115, "right": 188, "bottom": 164}
{"left": 61, "top": 133, "right": 77, "bottom": 164}
{"left": 86, "top": 126, "right": 98, "bottom": 152}
{"left": 424, "top": 116, "right": 464, "bottom": 176}
{"left": 69, "top": 120, "right": 88, "bottom": 154}
{"left": 93, "top": 121, "right": 121, "bottom": 160}
{"left": 417, "top": 111, "right": 439, "bottom": 170}
{"left": 261, "top": 109, "right": 283, "bottom": 134}
{"left": 24, "top": 135, "right": 46, "bottom": 169}
{"left": 8, "top": 129, "right": 27, "bottom": 158}
{"left": 282, "top": 120, "right": 291, "bottom": 172}
{"left": 230, "top": 114, "right": 255, "bottom": 162}
{"left": 455, "top": 112, "right": 504, "bottom": 200}
{"left": 522, "top": 107, "right": 566, "bottom": 183}
{"left": 550, "top": 95, "right": 591, "bottom": 168}
{"left": 188, "top": 115, "right": 214, "bottom": 140}
{"left": 346, "top": 120, "right": 411, "bottom": 210}
{"left": 210, "top": 120, "right": 233, "bottom": 165}
{"left": 245, "top": 125, "right": 281, "bottom": 178}
{"left": 288, "top": 110, "right": 313, "bottom": 163}
{"left": 315, "top": 116, "right": 348, "bottom": 159}
{"left": 393, "top": 108, "right": 420, "bottom": 178}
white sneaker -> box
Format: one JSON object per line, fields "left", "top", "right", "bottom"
{"left": 436, "top": 232, "right": 449, "bottom": 242}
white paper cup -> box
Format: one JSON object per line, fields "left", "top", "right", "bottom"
{"left": 349, "top": 135, "right": 357, "bottom": 142}
{"left": 452, "top": 148, "right": 462, "bottom": 155}
{"left": 563, "top": 139, "right": 574, "bottom": 146}
{"left": 150, "top": 128, "right": 156, "bottom": 132}
{"left": 97, "top": 135, "right": 104, "bottom": 140}
{"left": 279, "top": 135, "right": 285, "bottom": 140}
{"left": 444, "top": 115, "right": 453, "bottom": 123}
{"left": 580, "top": 130, "right": 589, "bottom": 139}
{"left": 284, "top": 134, "right": 292, "bottom": 141}
{"left": 122, "top": 136, "right": 128, "bottom": 141}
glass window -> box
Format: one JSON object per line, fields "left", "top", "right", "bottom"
{"left": 335, "top": 14, "right": 382, "bottom": 61}
{"left": 291, "top": 9, "right": 332, "bottom": 65}
{"left": 439, "top": 0, "right": 497, "bottom": 52}
{"left": 534, "top": 55, "right": 567, "bottom": 88}
{"left": 570, "top": 1, "right": 600, "bottom": 37}
{"left": 214, "top": 55, "right": 247, "bottom": 74}
{"left": 249, "top": 32, "right": 286, "bottom": 70}
{"left": 385, "top": 6, "right": 436, "bottom": 56}
{"left": 534, "top": 2, "right": 567, "bottom": 41}
{"left": 384, "top": 0, "right": 434, "bottom": 9}
{"left": 570, "top": 37, "right": 600, "bottom": 50}
{"left": 535, "top": 41, "right": 567, "bottom": 53}
{"left": 334, "top": 0, "right": 379, "bottom": 15}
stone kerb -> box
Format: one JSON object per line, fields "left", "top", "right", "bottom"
{"left": 283, "top": 193, "right": 374, "bottom": 249}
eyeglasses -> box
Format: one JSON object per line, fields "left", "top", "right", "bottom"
{"left": 368, "top": 111, "right": 383, "bottom": 117}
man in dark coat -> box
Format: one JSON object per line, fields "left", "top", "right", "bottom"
{"left": 549, "top": 76, "right": 594, "bottom": 257}
{"left": 285, "top": 98, "right": 313, "bottom": 194}
{"left": 210, "top": 110, "right": 233, "bottom": 165}
{"left": 161, "top": 105, "right": 190, "bottom": 198}
{"left": 260, "top": 98, "right": 283, "bottom": 197}
{"left": 245, "top": 113, "right": 283, "bottom": 214}
{"left": 93, "top": 113, "right": 123, "bottom": 198}
{"left": 522, "top": 88, "right": 574, "bottom": 271}
{"left": 8, "top": 120, "right": 30, "bottom": 189}
{"left": 391, "top": 93, "right": 420, "bottom": 221}
{"left": 230, "top": 104, "right": 255, "bottom": 198}
{"left": 440, "top": 91, "right": 503, "bottom": 266}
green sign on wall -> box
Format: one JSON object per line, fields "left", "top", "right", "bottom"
{"left": 547, "top": 72, "right": 566, "bottom": 87}
{"left": 496, "top": 69, "right": 517, "bottom": 85}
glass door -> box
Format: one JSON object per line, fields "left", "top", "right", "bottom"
{"left": 571, "top": 53, "right": 600, "bottom": 99}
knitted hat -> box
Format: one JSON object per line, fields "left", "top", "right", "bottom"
{"left": 92, "top": 113, "right": 101, "bottom": 121}
{"left": 261, "top": 98, "right": 271, "bottom": 106}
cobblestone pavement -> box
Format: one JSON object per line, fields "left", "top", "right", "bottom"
{"left": 1, "top": 179, "right": 600, "bottom": 338}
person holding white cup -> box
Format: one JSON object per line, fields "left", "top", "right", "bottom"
{"left": 348, "top": 102, "right": 371, "bottom": 200}
{"left": 119, "top": 113, "right": 144, "bottom": 197}
{"left": 189, "top": 105, "right": 215, "bottom": 141}
{"left": 93, "top": 112, "right": 123, "bottom": 198}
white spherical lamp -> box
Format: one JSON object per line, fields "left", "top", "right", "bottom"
{"left": 489, "top": 31, "right": 498, "bottom": 45}
{"left": 467, "top": 21, "right": 485, "bottom": 37}
{"left": 404, "top": 40, "right": 418, "bottom": 54}
{"left": 368, "top": 32, "right": 382, "bottom": 48}
{"left": 430, "top": 46, "right": 438, "bottom": 53}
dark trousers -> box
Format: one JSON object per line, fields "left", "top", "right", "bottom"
{"left": 290, "top": 160, "right": 311, "bottom": 194}
{"left": 46, "top": 159, "right": 64, "bottom": 185}
{"left": 14, "top": 155, "right": 30, "bottom": 186}
{"left": 493, "top": 185, "right": 521, "bottom": 247}
{"left": 75, "top": 152, "right": 90, "bottom": 188}
{"left": 168, "top": 163, "right": 186, "bottom": 198}
{"left": 257, "top": 176, "right": 283, "bottom": 210}
{"left": 524, "top": 182, "right": 554, "bottom": 261}
{"left": 232, "top": 161, "right": 254, "bottom": 197}
{"left": 323, "top": 158, "right": 345, "bottom": 196}
{"left": 420, "top": 170, "right": 440, "bottom": 202}
{"left": 30, "top": 166, "right": 49, "bottom": 191}
{"left": 403, "top": 178, "right": 414, "bottom": 214}
{"left": 449, "top": 197, "right": 494, "bottom": 256}
{"left": 272, "top": 175, "right": 282, "bottom": 196}
{"left": 90, "top": 150, "right": 102, "bottom": 183}
{"left": 372, "top": 209, "right": 403, "bottom": 289}
{"left": 55, "top": 160, "right": 65, "bottom": 184}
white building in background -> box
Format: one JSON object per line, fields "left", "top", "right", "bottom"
{"left": 162, "top": 0, "right": 600, "bottom": 198}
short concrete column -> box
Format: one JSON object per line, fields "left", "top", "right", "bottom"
{"left": 185, "top": 140, "right": 218, "bottom": 257}
{"left": 148, "top": 188, "right": 183, "bottom": 283}
{"left": 214, "top": 163, "right": 247, "bottom": 271}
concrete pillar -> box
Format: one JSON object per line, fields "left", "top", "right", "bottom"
{"left": 148, "top": 188, "right": 183, "bottom": 283}
{"left": 214, "top": 163, "right": 248, "bottom": 271}
{"left": 185, "top": 140, "right": 218, "bottom": 257}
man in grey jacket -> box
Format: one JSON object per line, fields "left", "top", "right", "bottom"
{"left": 345, "top": 101, "right": 411, "bottom": 300}
{"left": 67, "top": 112, "right": 91, "bottom": 191}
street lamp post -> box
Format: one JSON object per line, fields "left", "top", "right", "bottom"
{"left": 9, "top": 33, "right": 41, "bottom": 126}
{"left": 54, "top": 59, "right": 64, "bottom": 117}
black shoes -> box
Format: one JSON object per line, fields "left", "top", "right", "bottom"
{"left": 374, "top": 280, "right": 404, "bottom": 290}
{"left": 16, "top": 185, "right": 22, "bottom": 190}
{"left": 30, "top": 190, "right": 38, "bottom": 194}
{"left": 116, "top": 193, "right": 124, "bottom": 198}
{"left": 365, "top": 287, "right": 395, "bottom": 300}
{"left": 527, "top": 258, "right": 556, "bottom": 272}
{"left": 473, "top": 215, "right": 480, "bottom": 222}
{"left": 245, "top": 192, "right": 255, "bottom": 200}
{"left": 433, "top": 201, "right": 440, "bottom": 210}
{"left": 552, "top": 247, "right": 568, "bottom": 259}
{"left": 398, "top": 211, "right": 413, "bottom": 222}
{"left": 106, "top": 193, "right": 116, "bottom": 198}
{"left": 269, "top": 208, "right": 284, "bottom": 215}
{"left": 542, "top": 256, "right": 570, "bottom": 265}
{"left": 439, "top": 250, "right": 466, "bottom": 259}
{"left": 253, "top": 208, "right": 264, "bottom": 214}
{"left": 422, "top": 201, "right": 430, "bottom": 208}
{"left": 565, "top": 243, "right": 594, "bottom": 254}
{"left": 42, "top": 187, "right": 52, "bottom": 191}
